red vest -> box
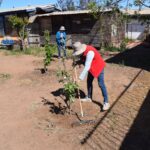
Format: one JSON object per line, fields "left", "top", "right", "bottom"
{"left": 83, "top": 45, "right": 105, "bottom": 78}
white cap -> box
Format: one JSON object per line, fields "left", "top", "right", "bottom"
{"left": 59, "top": 26, "right": 65, "bottom": 31}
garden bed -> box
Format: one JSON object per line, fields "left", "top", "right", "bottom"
{"left": 0, "top": 51, "right": 140, "bottom": 150}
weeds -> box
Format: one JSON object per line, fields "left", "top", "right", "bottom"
{"left": 0, "top": 73, "right": 11, "bottom": 80}
{"left": 0, "top": 47, "right": 45, "bottom": 56}
{"left": 24, "top": 47, "right": 45, "bottom": 56}
{"left": 104, "top": 38, "right": 133, "bottom": 52}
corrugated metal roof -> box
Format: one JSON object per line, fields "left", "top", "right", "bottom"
{"left": 122, "top": 8, "right": 150, "bottom": 15}
{"left": 31, "top": 9, "right": 112, "bottom": 16}
{"left": 0, "top": 4, "right": 55, "bottom": 14}
{"left": 40, "top": 10, "right": 91, "bottom": 15}
{"left": 28, "top": 9, "right": 112, "bottom": 23}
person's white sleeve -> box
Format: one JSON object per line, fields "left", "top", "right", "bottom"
{"left": 79, "top": 51, "right": 94, "bottom": 80}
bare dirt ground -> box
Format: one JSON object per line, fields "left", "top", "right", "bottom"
{"left": 0, "top": 51, "right": 140, "bottom": 150}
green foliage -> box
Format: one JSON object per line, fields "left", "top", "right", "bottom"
{"left": 8, "top": 16, "right": 28, "bottom": 39}
{"left": 104, "top": 46, "right": 120, "bottom": 52}
{"left": 104, "top": 39, "right": 127, "bottom": 52}
{"left": 43, "top": 30, "right": 56, "bottom": 70}
{"left": 57, "top": 69, "right": 78, "bottom": 104}
{"left": 123, "top": 37, "right": 134, "bottom": 43}
{"left": 64, "top": 81, "right": 78, "bottom": 102}
{"left": 56, "top": 59, "right": 79, "bottom": 111}
{"left": 88, "top": 2, "right": 100, "bottom": 18}
{"left": 8, "top": 15, "right": 28, "bottom": 50}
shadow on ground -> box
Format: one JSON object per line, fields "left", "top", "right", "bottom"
{"left": 41, "top": 97, "right": 67, "bottom": 115}
{"left": 41, "top": 89, "right": 86, "bottom": 115}
{"left": 80, "top": 69, "right": 142, "bottom": 144}
{"left": 106, "top": 43, "right": 150, "bottom": 71}
{"left": 120, "top": 90, "right": 150, "bottom": 150}
{"left": 80, "top": 89, "right": 150, "bottom": 150}
{"left": 51, "top": 88, "right": 86, "bottom": 99}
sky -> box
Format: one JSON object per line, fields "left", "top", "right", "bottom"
{"left": 0, "top": 0, "right": 148, "bottom": 10}
{"left": 0, "top": 0, "right": 57, "bottom": 9}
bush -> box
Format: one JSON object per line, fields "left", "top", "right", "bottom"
{"left": 104, "top": 46, "right": 120, "bottom": 52}
{"left": 104, "top": 40, "right": 127, "bottom": 52}
{"left": 123, "top": 37, "right": 134, "bottom": 44}
{"left": 120, "top": 41, "right": 126, "bottom": 52}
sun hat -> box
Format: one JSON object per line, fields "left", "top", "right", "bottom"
{"left": 72, "top": 42, "right": 87, "bottom": 56}
{"left": 59, "top": 26, "right": 65, "bottom": 31}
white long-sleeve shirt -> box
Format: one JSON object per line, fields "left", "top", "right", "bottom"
{"left": 79, "top": 51, "right": 95, "bottom": 80}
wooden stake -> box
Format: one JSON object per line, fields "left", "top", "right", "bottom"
{"left": 74, "top": 66, "right": 84, "bottom": 117}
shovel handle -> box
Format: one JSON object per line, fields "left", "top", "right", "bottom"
{"left": 74, "top": 66, "right": 84, "bottom": 117}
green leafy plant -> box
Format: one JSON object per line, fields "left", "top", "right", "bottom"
{"left": 64, "top": 81, "right": 78, "bottom": 102}
{"left": 56, "top": 58, "right": 78, "bottom": 113}
{"left": 43, "top": 30, "right": 56, "bottom": 72}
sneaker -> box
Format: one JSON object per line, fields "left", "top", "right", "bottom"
{"left": 81, "top": 97, "right": 92, "bottom": 102}
{"left": 103, "top": 103, "right": 110, "bottom": 111}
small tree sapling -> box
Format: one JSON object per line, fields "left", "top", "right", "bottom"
{"left": 56, "top": 58, "right": 78, "bottom": 114}
{"left": 43, "top": 30, "right": 56, "bottom": 72}
{"left": 8, "top": 15, "right": 28, "bottom": 50}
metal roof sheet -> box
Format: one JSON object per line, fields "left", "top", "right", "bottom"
{"left": 28, "top": 9, "right": 112, "bottom": 23}
{"left": 122, "top": 8, "right": 150, "bottom": 15}
{"left": 0, "top": 4, "right": 55, "bottom": 14}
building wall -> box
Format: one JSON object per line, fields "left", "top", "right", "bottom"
{"left": 125, "top": 20, "right": 146, "bottom": 40}
{"left": 5, "top": 11, "right": 124, "bottom": 48}
{"left": 49, "top": 13, "right": 124, "bottom": 48}
{"left": 49, "top": 14, "right": 112, "bottom": 48}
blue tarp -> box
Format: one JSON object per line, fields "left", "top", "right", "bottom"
{"left": 1, "top": 39, "right": 14, "bottom": 45}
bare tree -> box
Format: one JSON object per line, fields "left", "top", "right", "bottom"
{"left": 57, "top": 0, "right": 75, "bottom": 10}
{"left": 0, "top": 0, "right": 3, "bottom": 6}
{"left": 78, "top": 0, "right": 96, "bottom": 9}
{"left": 134, "top": 0, "right": 150, "bottom": 8}
{"left": 57, "top": 0, "right": 150, "bottom": 10}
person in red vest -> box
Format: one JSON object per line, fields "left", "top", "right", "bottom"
{"left": 73, "top": 41, "right": 110, "bottom": 111}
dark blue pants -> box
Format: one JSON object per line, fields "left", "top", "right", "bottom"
{"left": 87, "top": 69, "right": 108, "bottom": 103}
